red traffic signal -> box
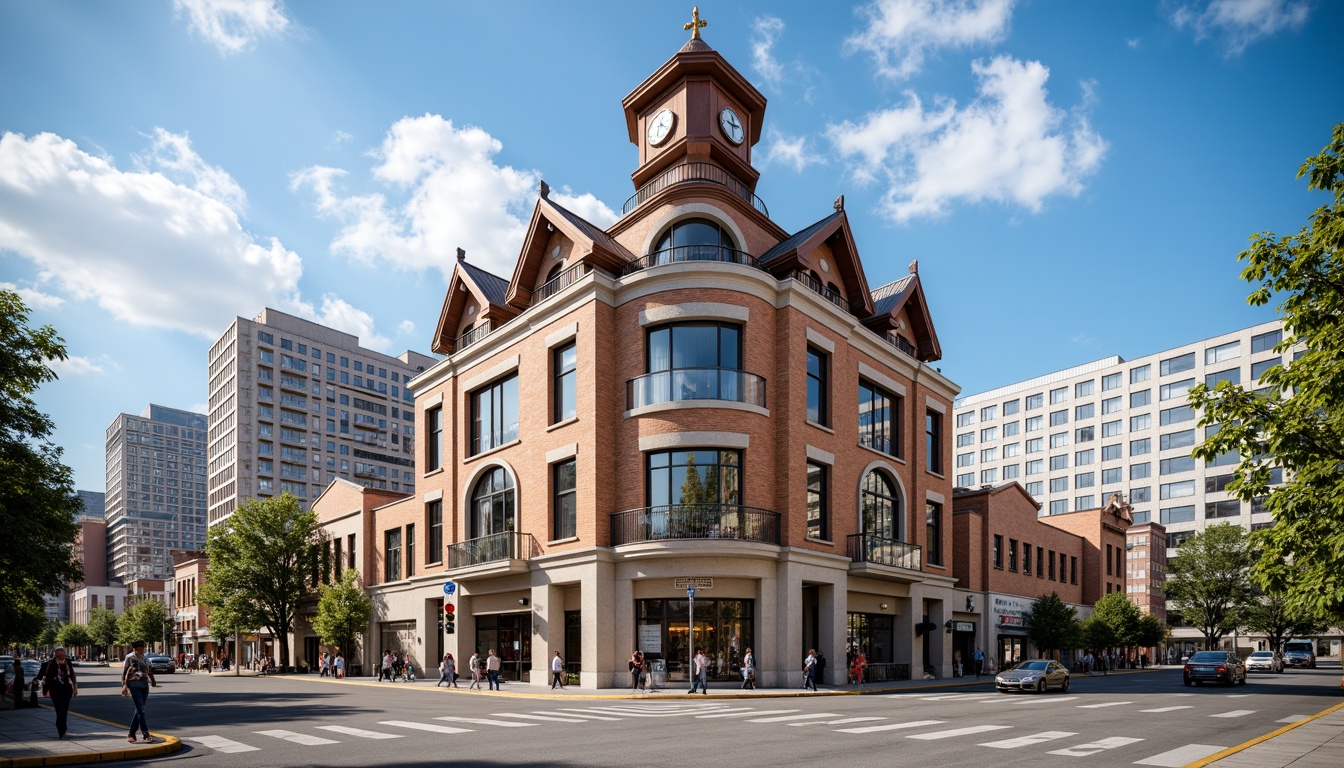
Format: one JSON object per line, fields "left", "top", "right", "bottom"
{"left": 444, "top": 603, "right": 455, "bottom": 614}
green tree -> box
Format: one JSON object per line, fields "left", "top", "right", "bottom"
{"left": 1187, "top": 124, "right": 1344, "bottom": 622}
{"left": 1091, "top": 592, "right": 1143, "bottom": 650}
{"left": 117, "top": 599, "right": 171, "bottom": 651}
{"left": 0, "top": 290, "right": 82, "bottom": 647}
{"left": 39, "top": 621, "right": 59, "bottom": 648}
{"left": 1077, "top": 616, "right": 1117, "bottom": 655}
{"left": 311, "top": 570, "right": 373, "bottom": 663}
{"left": 1240, "top": 589, "right": 1327, "bottom": 653}
{"left": 87, "top": 605, "right": 120, "bottom": 656}
{"left": 1135, "top": 614, "right": 1167, "bottom": 656}
{"left": 197, "top": 493, "right": 320, "bottom": 670}
{"left": 1025, "top": 592, "right": 1078, "bottom": 656}
{"left": 1164, "top": 524, "right": 1254, "bottom": 649}
{"left": 57, "top": 623, "right": 92, "bottom": 651}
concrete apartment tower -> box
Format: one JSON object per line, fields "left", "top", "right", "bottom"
{"left": 105, "top": 405, "right": 208, "bottom": 583}
{"left": 206, "top": 308, "right": 436, "bottom": 526}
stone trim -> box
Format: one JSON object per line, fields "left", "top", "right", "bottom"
{"left": 805, "top": 444, "right": 835, "bottom": 465}
{"left": 462, "top": 354, "right": 521, "bottom": 391}
{"left": 545, "top": 443, "right": 579, "bottom": 463}
{"left": 638, "top": 302, "right": 750, "bottom": 327}
{"left": 638, "top": 431, "right": 750, "bottom": 451}
{"left": 858, "top": 362, "right": 908, "bottom": 398}
{"left": 805, "top": 327, "right": 836, "bottom": 354}
{"left": 545, "top": 322, "right": 579, "bottom": 348}
{"left": 423, "top": 489, "right": 444, "bottom": 502}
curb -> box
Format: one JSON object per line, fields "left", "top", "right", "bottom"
{"left": 0, "top": 709, "right": 180, "bottom": 768}
{"left": 1182, "top": 698, "right": 1344, "bottom": 768}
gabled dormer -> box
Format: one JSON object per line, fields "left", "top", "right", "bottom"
{"left": 430, "top": 249, "right": 518, "bottom": 355}
{"left": 505, "top": 183, "right": 636, "bottom": 310}
{"left": 759, "top": 201, "right": 876, "bottom": 318}
{"left": 863, "top": 261, "right": 943, "bottom": 363}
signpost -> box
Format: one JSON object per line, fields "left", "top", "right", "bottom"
{"left": 443, "top": 581, "right": 456, "bottom": 595}
{"left": 687, "top": 584, "right": 696, "bottom": 687}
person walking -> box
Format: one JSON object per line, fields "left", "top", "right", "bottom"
{"left": 802, "top": 649, "right": 817, "bottom": 691}
{"left": 485, "top": 649, "right": 502, "bottom": 691}
{"left": 120, "top": 640, "right": 158, "bottom": 744}
{"left": 468, "top": 652, "right": 482, "bottom": 690}
{"left": 629, "top": 650, "right": 644, "bottom": 692}
{"left": 8, "top": 659, "right": 26, "bottom": 709}
{"left": 550, "top": 651, "right": 566, "bottom": 690}
{"left": 318, "top": 652, "right": 329, "bottom": 678}
{"left": 437, "top": 653, "right": 455, "bottom": 687}
{"left": 973, "top": 647, "right": 985, "bottom": 678}
{"left": 40, "top": 648, "right": 78, "bottom": 737}
{"left": 687, "top": 648, "right": 708, "bottom": 694}
{"left": 380, "top": 651, "right": 394, "bottom": 682}
{"left": 400, "top": 651, "right": 414, "bottom": 682}
{"left": 741, "top": 648, "right": 755, "bottom": 690}
{"left": 334, "top": 653, "right": 345, "bottom": 679}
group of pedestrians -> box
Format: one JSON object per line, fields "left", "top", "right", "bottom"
{"left": 378, "top": 651, "right": 416, "bottom": 682}
{"left": 317, "top": 651, "right": 347, "bottom": 678}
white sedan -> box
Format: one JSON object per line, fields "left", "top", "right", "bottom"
{"left": 1245, "top": 651, "right": 1284, "bottom": 673}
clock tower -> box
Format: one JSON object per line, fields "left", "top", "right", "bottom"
{"left": 621, "top": 9, "right": 768, "bottom": 195}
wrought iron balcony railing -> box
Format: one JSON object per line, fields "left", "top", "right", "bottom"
{"left": 610, "top": 504, "right": 781, "bottom": 546}
{"left": 533, "top": 263, "right": 589, "bottom": 305}
{"left": 620, "top": 244, "right": 762, "bottom": 276}
{"left": 847, "top": 532, "right": 922, "bottom": 571}
{"left": 791, "top": 271, "right": 847, "bottom": 311}
{"left": 447, "top": 531, "right": 540, "bottom": 569}
{"left": 451, "top": 321, "right": 492, "bottom": 354}
{"left": 622, "top": 162, "right": 768, "bottom": 217}
{"left": 627, "top": 367, "right": 767, "bottom": 410}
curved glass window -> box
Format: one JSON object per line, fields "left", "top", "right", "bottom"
{"left": 647, "top": 449, "right": 741, "bottom": 507}
{"left": 654, "top": 217, "right": 734, "bottom": 253}
{"left": 471, "top": 466, "right": 516, "bottom": 538}
{"left": 860, "top": 470, "right": 902, "bottom": 541}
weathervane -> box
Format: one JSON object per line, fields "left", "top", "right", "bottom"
{"left": 684, "top": 6, "right": 707, "bottom": 40}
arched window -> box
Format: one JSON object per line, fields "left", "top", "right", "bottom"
{"left": 652, "top": 218, "right": 735, "bottom": 264}
{"left": 543, "top": 263, "right": 563, "bottom": 284}
{"left": 471, "top": 466, "right": 515, "bottom": 538}
{"left": 860, "top": 470, "right": 902, "bottom": 541}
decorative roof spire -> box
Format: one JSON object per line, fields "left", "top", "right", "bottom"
{"left": 908, "top": 259, "right": 918, "bottom": 274}
{"left": 833, "top": 194, "right": 844, "bottom": 212}
{"left": 684, "top": 6, "right": 707, "bottom": 40}
{"left": 538, "top": 179, "right": 550, "bottom": 200}
{"left": 456, "top": 247, "right": 466, "bottom": 262}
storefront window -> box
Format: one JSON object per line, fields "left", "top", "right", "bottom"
{"left": 635, "top": 598, "right": 753, "bottom": 682}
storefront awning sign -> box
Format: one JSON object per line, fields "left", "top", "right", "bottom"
{"left": 954, "top": 621, "right": 976, "bottom": 633}
{"left": 674, "top": 577, "right": 713, "bottom": 589}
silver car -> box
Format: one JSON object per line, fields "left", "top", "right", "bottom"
{"left": 995, "top": 659, "right": 1071, "bottom": 693}
{"left": 1245, "top": 651, "right": 1284, "bottom": 674}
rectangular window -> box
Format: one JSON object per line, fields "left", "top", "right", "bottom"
{"left": 384, "top": 528, "right": 401, "bottom": 582}
{"left": 1003, "top": 464, "right": 1020, "bottom": 479}
{"left": 1102, "top": 443, "right": 1122, "bottom": 461}
{"left": 1101, "top": 396, "right": 1122, "bottom": 415}
{"left": 1160, "top": 379, "right": 1194, "bottom": 401}
{"left": 1048, "top": 550, "right": 1057, "bottom": 579}
{"left": 1168, "top": 530, "right": 1194, "bottom": 548}
{"left": 1161, "top": 505, "right": 1196, "bottom": 525}
{"left": 1129, "top": 438, "right": 1150, "bottom": 457}
{"left": 1075, "top": 403, "right": 1095, "bottom": 420}
{"left": 1025, "top": 416, "right": 1043, "bottom": 432}
{"left": 1050, "top": 387, "right": 1068, "bottom": 404}
{"left": 1130, "top": 389, "right": 1151, "bottom": 408}
{"left": 1102, "top": 467, "right": 1123, "bottom": 484}
{"left": 980, "top": 405, "right": 997, "bottom": 421}
{"left": 1206, "top": 341, "right": 1240, "bottom": 365}
{"left": 1074, "top": 494, "right": 1094, "bottom": 510}
{"left": 1075, "top": 449, "right": 1095, "bottom": 465}
{"left": 956, "top": 473, "right": 974, "bottom": 486}
{"left": 1003, "top": 421, "right": 1019, "bottom": 437}
{"left": 1022, "top": 542, "right": 1032, "bottom": 574}
{"left": 427, "top": 501, "right": 443, "bottom": 564}
{"left": 471, "top": 373, "right": 520, "bottom": 455}
{"left": 1026, "top": 393, "right": 1043, "bottom": 410}
{"left": 1003, "top": 399, "right": 1020, "bottom": 416}
{"left": 1026, "top": 438, "right": 1043, "bottom": 453}
{"left": 1251, "top": 357, "right": 1282, "bottom": 380}
{"left": 1026, "top": 460, "right": 1043, "bottom": 476}
{"left": 1050, "top": 477, "right": 1069, "bottom": 493}
{"left": 1070, "top": 556, "right": 1077, "bottom": 584}
{"left": 1160, "top": 479, "right": 1196, "bottom": 499}
{"left": 1160, "top": 352, "right": 1195, "bottom": 376}
{"left": 1002, "top": 442, "right": 1020, "bottom": 458}
{"left": 1160, "top": 456, "right": 1196, "bottom": 475}
{"left": 1101, "top": 420, "right": 1122, "bottom": 438}
{"left": 980, "top": 447, "right": 997, "bottom": 463}
{"left": 1130, "top": 413, "right": 1152, "bottom": 431}
{"left": 1037, "top": 546, "right": 1045, "bottom": 577}
{"left": 957, "top": 432, "right": 975, "bottom": 447}
{"left": 1075, "top": 380, "right": 1095, "bottom": 398}
{"left": 1251, "top": 330, "right": 1282, "bottom": 354}
{"left": 405, "top": 524, "right": 415, "bottom": 577}
{"left": 1026, "top": 481, "right": 1043, "bottom": 496}
{"left": 926, "top": 410, "right": 943, "bottom": 474}
{"left": 803, "top": 458, "right": 834, "bottom": 543}
{"left": 1131, "top": 462, "right": 1151, "bottom": 480}
{"left": 806, "top": 347, "right": 828, "bottom": 426}
{"left": 1075, "top": 426, "right": 1095, "bottom": 443}
{"left": 554, "top": 459, "right": 577, "bottom": 540}
{"left": 1205, "top": 473, "right": 1234, "bottom": 493}
{"left": 554, "top": 342, "right": 577, "bottom": 424}
{"left": 1075, "top": 472, "right": 1095, "bottom": 489}
{"left": 1103, "top": 372, "right": 1124, "bottom": 391}
{"left": 1131, "top": 486, "right": 1151, "bottom": 503}
{"left": 1131, "top": 364, "right": 1151, "bottom": 383}
{"left": 1206, "top": 368, "right": 1241, "bottom": 388}
{"left": 1160, "top": 429, "right": 1196, "bottom": 450}
{"left": 1008, "top": 538, "right": 1018, "bottom": 571}
{"left": 956, "top": 412, "right": 974, "bottom": 428}
{"left": 426, "top": 406, "right": 443, "bottom": 472}
{"left": 926, "top": 502, "right": 942, "bottom": 566}
{"left": 1050, "top": 454, "right": 1069, "bottom": 471}
{"left": 1050, "top": 432, "right": 1069, "bottom": 448}
{"left": 1050, "top": 409, "right": 1069, "bottom": 427}
{"left": 981, "top": 468, "right": 997, "bottom": 484}
{"left": 993, "top": 534, "right": 1003, "bottom": 568}
{"left": 858, "top": 381, "right": 903, "bottom": 457}
{"left": 1206, "top": 500, "right": 1240, "bottom": 519}
{"left": 1160, "top": 405, "right": 1194, "bottom": 425}
{"left": 956, "top": 452, "right": 974, "bottom": 468}
{"left": 980, "top": 426, "right": 997, "bottom": 442}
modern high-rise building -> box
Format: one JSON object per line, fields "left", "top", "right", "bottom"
{"left": 77, "top": 489, "right": 106, "bottom": 521}
{"left": 104, "top": 405, "right": 208, "bottom": 583}
{"left": 206, "top": 308, "right": 436, "bottom": 526}
{"left": 953, "top": 320, "right": 1291, "bottom": 558}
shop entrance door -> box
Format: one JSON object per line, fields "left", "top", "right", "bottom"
{"left": 474, "top": 612, "right": 533, "bottom": 682}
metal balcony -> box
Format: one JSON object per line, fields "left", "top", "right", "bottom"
{"left": 533, "top": 263, "right": 589, "bottom": 305}
{"left": 447, "top": 531, "right": 540, "bottom": 570}
{"left": 622, "top": 162, "right": 768, "bottom": 217}
{"left": 847, "top": 532, "right": 922, "bottom": 571}
{"left": 620, "top": 244, "right": 762, "bottom": 276}
{"left": 451, "top": 321, "right": 492, "bottom": 354}
{"left": 610, "top": 504, "right": 781, "bottom": 546}
{"left": 626, "top": 368, "right": 767, "bottom": 410}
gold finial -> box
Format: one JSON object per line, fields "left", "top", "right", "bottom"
{"left": 684, "top": 6, "right": 707, "bottom": 40}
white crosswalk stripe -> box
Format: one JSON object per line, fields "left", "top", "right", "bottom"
{"left": 1048, "top": 736, "right": 1145, "bottom": 757}
{"left": 696, "top": 709, "right": 798, "bottom": 719}
{"left": 790, "top": 717, "right": 885, "bottom": 727}
{"left": 1276, "top": 715, "right": 1309, "bottom": 724}
{"left": 1139, "top": 706, "right": 1192, "bottom": 713}
{"left": 536, "top": 710, "right": 623, "bottom": 721}
{"left": 379, "top": 720, "right": 472, "bottom": 734}
{"left": 253, "top": 729, "right": 339, "bottom": 746}
{"left": 747, "top": 713, "right": 840, "bottom": 723}
{"left": 184, "top": 735, "right": 259, "bottom": 754}
{"left": 490, "top": 713, "right": 590, "bottom": 723}
{"left": 1133, "top": 744, "right": 1226, "bottom": 766}
{"left": 315, "top": 725, "right": 403, "bottom": 740}
{"left": 983, "top": 695, "right": 1078, "bottom": 706}
{"left": 1078, "top": 701, "right": 1132, "bottom": 709}
{"left": 980, "top": 731, "right": 1077, "bottom": 749}
{"left": 434, "top": 716, "right": 538, "bottom": 727}
{"left": 919, "top": 693, "right": 1000, "bottom": 701}
{"left": 908, "top": 724, "right": 1012, "bottom": 740}
{"left": 1209, "top": 710, "right": 1256, "bottom": 718}
{"left": 837, "top": 719, "right": 946, "bottom": 734}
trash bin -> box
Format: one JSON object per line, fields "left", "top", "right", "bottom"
{"left": 651, "top": 659, "right": 666, "bottom": 690}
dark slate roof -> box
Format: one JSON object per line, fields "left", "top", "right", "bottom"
{"left": 459, "top": 261, "right": 511, "bottom": 307}
{"left": 546, "top": 198, "right": 635, "bottom": 261}
{"left": 870, "top": 275, "right": 915, "bottom": 316}
{"left": 759, "top": 210, "right": 844, "bottom": 264}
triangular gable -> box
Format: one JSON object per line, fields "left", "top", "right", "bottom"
{"left": 863, "top": 268, "right": 943, "bottom": 363}
{"left": 761, "top": 209, "right": 875, "bottom": 317}
{"left": 505, "top": 189, "right": 635, "bottom": 309}
{"left": 431, "top": 251, "right": 517, "bottom": 354}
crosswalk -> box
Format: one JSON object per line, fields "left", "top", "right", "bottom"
{"left": 180, "top": 696, "right": 1278, "bottom": 763}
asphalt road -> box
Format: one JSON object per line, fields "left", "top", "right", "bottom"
{"left": 57, "top": 662, "right": 1344, "bottom": 768}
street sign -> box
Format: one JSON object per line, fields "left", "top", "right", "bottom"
{"left": 443, "top": 581, "right": 456, "bottom": 595}
{"left": 674, "top": 577, "right": 713, "bottom": 589}
{"left": 687, "top": 586, "right": 695, "bottom": 599}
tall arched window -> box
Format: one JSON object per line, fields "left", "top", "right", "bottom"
{"left": 652, "top": 218, "right": 735, "bottom": 264}
{"left": 860, "top": 470, "right": 902, "bottom": 541}
{"left": 471, "top": 466, "right": 515, "bottom": 538}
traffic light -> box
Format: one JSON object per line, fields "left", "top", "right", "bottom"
{"left": 443, "top": 601, "right": 456, "bottom": 635}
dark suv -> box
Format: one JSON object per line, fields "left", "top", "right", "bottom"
{"left": 1184, "top": 651, "right": 1246, "bottom": 687}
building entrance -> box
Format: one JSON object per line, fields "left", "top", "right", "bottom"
{"left": 636, "top": 598, "right": 753, "bottom": 682}
{"left": 474, "top": 612, "right": 532, "bottom": 682}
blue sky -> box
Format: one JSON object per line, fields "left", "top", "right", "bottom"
{"left": 2, "top": 0, "right": 1340, "bottom": 493}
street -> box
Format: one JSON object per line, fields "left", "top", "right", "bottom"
{"left": 47, "top": 663, "right": 1341, "bottom": 767}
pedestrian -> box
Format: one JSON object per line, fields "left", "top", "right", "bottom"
{"left": 741, "top": 648, "right": 755, "bottom": 690}
{"left": 319, "top": 652, "right": 328, "bottom": 678}
{"left": 380, "top": 651, "right": 394, "bottom": 682}
{"left": 551, "top": 651, "right": 566, "bottom": 690}
{"left": 8, "top": 658, "right": 26, "bottom": 709}
{"left": 987, "top": 655, "right": 998, "bottom": 675}
{"left": 468, "top": 652, "right": 482, "bottom": 690}
{"left": 973, "top": 647, "right": 985, "bottom": 678}
{"left": 486, "top": 649, "right": 502, "bottom": 691}
{"left": 39, "top": 647, "right": 78, "bottom": 738}
{"left": 802, "top": 649, "right": 817, "bottom": 691}
{"left": 335, "top": 653, "right": 346, "bottom": 679}
{"left": 687, "top": 648, "right": 708, "bottom": 695}
{"left": 120, "top": 640, "right": 158, "bottom": 744}
{"left": 629, "top": 650, "right": 643, "bottom": 692}
{"left": 437, "top": 653, "right": 454, "bottom": 687}
{"left": 851, "top": 650, "right": 867, "bottom": 686}
{"left": 401, "top": 651, "right": 414, "bottom": 682}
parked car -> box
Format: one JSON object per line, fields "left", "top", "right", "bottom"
{"left": 995, "top": 659, "right": 1070, "bottom": 693}
{"left": 1283, "top": 640, "right": 1317, "bottom": 669}
{"left": 1245, "top": 651, "right": 1285, "bottom": 674}
{"left": 1184, "top": 651, "right": 1247, "bottom": 686}
{"left": 144, "top": 654, "right": 177, "bottom": 674}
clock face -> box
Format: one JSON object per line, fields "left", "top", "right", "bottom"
{"left": 647, "top": 108, "right": 676, "bottom": 146}
{"left": 719, "top": 108, "right": 744, "bottom": 145}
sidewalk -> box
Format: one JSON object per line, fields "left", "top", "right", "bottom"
{"left": 1195, "top": 700, "right": 1344, "bottom": 768}
{"left": 0, "top": 702, "right": 180, "bottom": 768}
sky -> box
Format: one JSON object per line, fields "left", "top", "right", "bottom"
{"left": 2, "top": 0, "right": 1340, "bottom": 494}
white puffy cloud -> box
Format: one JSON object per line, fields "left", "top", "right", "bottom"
{"left": 1170, "top": 0, "right": 1309, "bottom": 55}
{"left": 397, "top": 319, "right": 416, "bottom": 336}
{"left": 827, "top": 56, "right": 1106, "bottom": 222}
{"left": 846, "top": 0, "right": 1016, "bottom": 80}
{"left": 0, "top": 281, "right": 65, "bottom": 310}
{"left": 751, "top": 16, "right": 786, "bottom": 88}
{"left": 136, "top": 127, "right": 248, "bottom": 213}
{"left": 48, "top": 355, "right": 104, "bottom": 377}
{"left": 287, "top": 293, "right": 391, "bottom": 352}
{"left": 293, "top": 114, "right": 617, "bottom": 281}
{"left": 173, "top": 0, "right": 291, "bottom": 55}
{"left": 761, "top": 127, "right": 824, "bottom": 172}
